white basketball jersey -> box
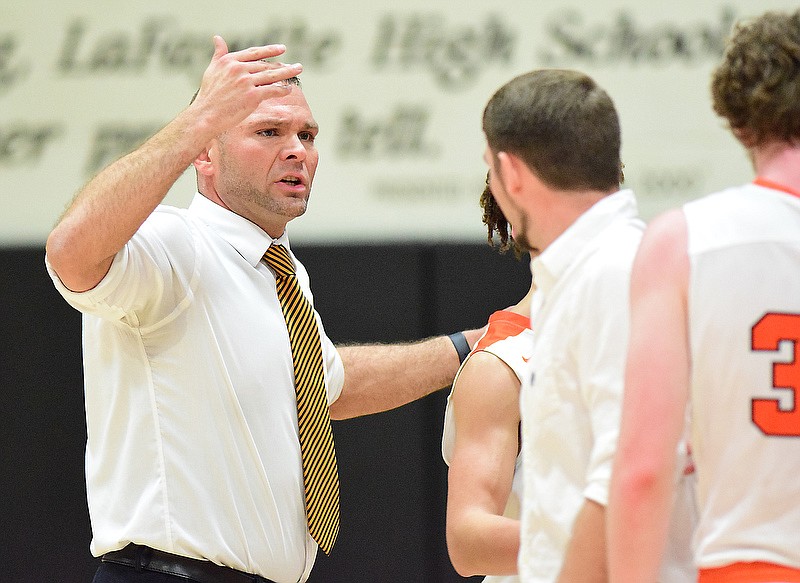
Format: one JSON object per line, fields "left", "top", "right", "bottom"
{"left": 683, "top": 180, "right": 800, "bottom": 570}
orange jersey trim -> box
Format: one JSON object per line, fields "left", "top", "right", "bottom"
{"left": 699, "top": 562, "right": 800, "bottom": 583}
{"left": 473, "top": 310, "right": 531, "bottom": 354}
{"left": 754, "top": 177, "right": 800, "bottom": 199}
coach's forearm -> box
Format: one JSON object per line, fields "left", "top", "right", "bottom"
{"left": 331, "top": 332, "right": 477, "bottom": 420}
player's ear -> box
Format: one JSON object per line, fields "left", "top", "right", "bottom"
{"left": 497, "top": 151, "right": 524, "bottom": 196}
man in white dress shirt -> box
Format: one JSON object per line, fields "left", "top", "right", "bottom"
{"left": 45, "top": 36, "right": 480, "bottom": 583}
{"left": 480, "top": 69, "right": 645, "bottom": 582}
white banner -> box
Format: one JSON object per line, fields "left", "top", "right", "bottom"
{"left": 2, "top": 0, "right": 795, "bottom": 244}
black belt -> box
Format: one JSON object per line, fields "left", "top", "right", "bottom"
{"left": 101, "top": 544, "right": 278, "bottom": 583}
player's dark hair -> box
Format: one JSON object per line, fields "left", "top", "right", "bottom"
{"left": 483, "top": 69, "right": 622, "bottom": 192}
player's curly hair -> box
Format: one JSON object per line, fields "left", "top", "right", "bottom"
{"left": 711, "top": 10, "right": 800, "bottom": 146}
{"left": 479, "top": 172, "right": 522, "bottom": 257}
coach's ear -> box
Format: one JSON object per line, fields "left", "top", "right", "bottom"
{"left": 193, "top": 141, "right": 217, "bottom": 177}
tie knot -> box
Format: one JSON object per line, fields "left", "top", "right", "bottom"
{"left": 263, "top": 244, "right": 296, "bottom": 278}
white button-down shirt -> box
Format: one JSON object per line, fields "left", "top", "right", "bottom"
{"left": 46, "top": 193, "right": 344, "bottom": 583}
{"left": 518, "top": 189, "right": 644, "bottom": 582}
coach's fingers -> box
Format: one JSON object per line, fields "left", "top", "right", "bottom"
{"left": 242, "top": 59, "right": 288, "bottom": 73}
{"left": 211, "top": 35, "right": 229, "bottom": 61}
{"left": 230, "top": 43, "right": 288, "bottom": 65}
{"left": 251, "top": 62, "right": 303, "bottom": 87}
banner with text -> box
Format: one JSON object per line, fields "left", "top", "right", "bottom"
{"left": 2, "top": 0, "right": 794, "bottom": 244}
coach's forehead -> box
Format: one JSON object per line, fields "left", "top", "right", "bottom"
{"left": 240, "top": 87, "right": 318, "bottom": 131}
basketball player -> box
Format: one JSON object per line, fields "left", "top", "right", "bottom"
{"left": 608, "top": 9, "right": 800, "bottom": 582}
{"left": 443, "top": 179, "right": 533, "bottom": 582}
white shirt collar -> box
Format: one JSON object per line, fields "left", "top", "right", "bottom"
{"left": 532, "top": 188, "right": 639, "bottom": 293}
{"left": 186, "top": 193, "right": 291, "bottom": 267}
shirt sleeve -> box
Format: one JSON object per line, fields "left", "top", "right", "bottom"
{"left": 575, "top": 257, "right": 633, "bottom": 506}
{"left": 45, "top": 207, "right": 198, "bottom": 329}
{"left": 320, "top": 322, "right": 344, "bottom": 405}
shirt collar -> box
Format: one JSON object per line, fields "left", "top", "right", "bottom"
{"left": 531, "top": 189, "right": 639, "bottom": 292}
{"left": 187, "top": 193, "right": 291, "bottom": 267}
{"left": 754, "top": 177, "right": 800, "bottom": 199}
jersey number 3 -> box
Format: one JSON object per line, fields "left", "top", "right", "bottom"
{"left": 751, "top": 312, "right": 800, "bottom": 437}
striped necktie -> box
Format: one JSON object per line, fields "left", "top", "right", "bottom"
{"left": 263, "top": 243, "right": 340, "bottom": 554}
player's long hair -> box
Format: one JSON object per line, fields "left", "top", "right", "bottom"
{"left": 479, "top": 173, "right": 522, "bottom": 258}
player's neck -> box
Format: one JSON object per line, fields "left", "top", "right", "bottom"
{"left": 511, "top": 284, "right": 536, "bottom": 316}
{"left": 752, "top": 141, "right": 800, "bottom": 194}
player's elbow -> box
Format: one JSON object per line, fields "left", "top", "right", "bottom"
{"left": 448, "top": 547, "right": 482, "bottom": 577}
{"left": 446, "top": 524, "right": 483, "bottom": 577}
{"left": 612, "top": 462, "right": 668, "bottom": 507}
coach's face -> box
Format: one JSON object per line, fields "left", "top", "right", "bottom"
{"left": 199, "top": 85, "right": 320, "bottom": 238}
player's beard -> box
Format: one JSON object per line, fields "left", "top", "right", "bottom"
{"left": 509, "top": 213, "right": 537, "bottom": 254}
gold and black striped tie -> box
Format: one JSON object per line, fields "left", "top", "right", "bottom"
{"left": 263, "top": 243, "right": 340, "bottom": 554}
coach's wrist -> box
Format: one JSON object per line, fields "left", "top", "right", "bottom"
{"left": 447, "top": 332, "right": 471, "bottom": 364}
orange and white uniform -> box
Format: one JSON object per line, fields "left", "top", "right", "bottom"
{"left": 684, "top": 179, "right": 800, "bottom": 582}
{"left": 442, "top": 309, "right": 534, "bottom": 583}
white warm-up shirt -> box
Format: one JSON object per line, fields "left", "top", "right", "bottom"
{"left": 46, "top": 194, "right": 345, "bottom": 583}
{"left": 518, "top": 189, "right": 644, "bottom": 582}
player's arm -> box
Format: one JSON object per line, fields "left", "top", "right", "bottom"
{"left": 46, "top": 36, "right": 301, "bottom": 292}
{"left": 445, "top": 351, "right": 521, "bottom": 576}
{"left": 330, "top": 329, "right": 484, "bottom": 420}
{"left": 607, "top": 208, "right": 691, "bottom": 582}
{"left": 557, "top": 498, "right": 607, "bottom": 583}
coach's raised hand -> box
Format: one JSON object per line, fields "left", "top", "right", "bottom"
{"left": 191, "top": 35, "right": 302, "bottom": 134}
{"left": 46, "top": 36, "right": 303, "bottom": 293}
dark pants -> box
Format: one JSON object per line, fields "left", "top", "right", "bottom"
{"left": 93, "top": 562, "right": 185, "bottom": 583}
